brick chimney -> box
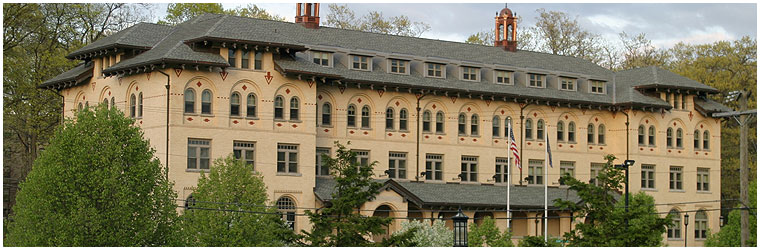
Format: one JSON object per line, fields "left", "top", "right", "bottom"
{"left": 295, "top": 3, "right": 320, "bottom": 29}
{"left": 494, "top": 5, "right": 517, "bottom": 52}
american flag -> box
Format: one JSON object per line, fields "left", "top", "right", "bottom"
{"left": 509, "top": 126, "right": 521, "bottom": 169}
{"left": 546, "top": 132, "right": 553, "bottom": 168}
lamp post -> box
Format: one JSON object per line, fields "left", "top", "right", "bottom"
{"left": 452, "top": 207, "right": 469, "bottom": 247}
{"left": 535, "top": 217, "right": 540, "bottom": 236}
{"left": 684, "top": 213, "right": 689, "bottom": 247}
{"left": 720, "top": 216, "right": 725, "bottom": 227}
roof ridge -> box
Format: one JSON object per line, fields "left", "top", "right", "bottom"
{"left": 651, "top": 65, "right": 659, "bottom": 84}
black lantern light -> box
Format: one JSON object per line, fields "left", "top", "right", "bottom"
{"left": 720, "top": 215, "right": 725, "bottom": 227}
{"left": 452, "top": 207, "right": 469, "bottom": 247}
{"left": 684, "top": 213, "right": 689, "bottom": 247}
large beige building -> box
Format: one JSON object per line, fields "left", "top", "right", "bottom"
{"left": 42, "top": 4, "right": 731, "bottom": 246}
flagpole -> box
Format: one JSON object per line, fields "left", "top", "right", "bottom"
{"left": 507, "top": 122, "right": 511, "bottom": 231}
{"left": 544, "top": 130, "right": 548, "bottom": 243}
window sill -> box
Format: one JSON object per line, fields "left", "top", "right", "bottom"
{"left": 669, "top": 189, "right": 686, "bottom": 193}
{"left": 274, "top": 118, "right": 288, "bottom": 122}
{"left": 424, "top": 75, "right": 445, "bottom": 79}
{"left": 186, "top": 169, "right": 210, "bottom": 173}
{"left": 200, "top": 114, "right": 214, "bottom": 117}
{"left": 696, "top": 190, "right": 712, "bottom": 194}
{"left": 229, "top": 67, "right": 265, "bottom": 72}
{"left": 360, "top": 127, "right": 372, "bottom": 131}
{"left": 349, "top": 67, "right": 371, "bottom": 72}
{"left": 495, "top": 82, "right": 513, "bottom": 85}
{"left": 184, "top": 113, "right": 198, "bottom": 116}
{"left": 559, "top": 88, "right": 577, "bottom": 92}
{"left": 230, "top": 115, "right": 244, "bottom": 119}
{"left": 289, "top": 119, "right": 303, "bottom": 123}
{"left": 399, "top": 129, "right": 410, "bottom": 133}
{"left": 667, "top": 238, "right": 683, "bottom": 241}
{"left": 641, "top": 188, "right": 658, "bottom": 192}
{"left": 245, "top": 117, "right": 260, "bottom": 120}
{"left": 276, "top": 172, "right": 302, "bottom": 177}
{"left": 321, "top": 124, "right": 334, "bottom": 128}
{"left": 388, "top": 71, "right": 410, "bottom": 76}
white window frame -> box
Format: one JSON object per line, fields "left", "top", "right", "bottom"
{"left": 495, "top": 157, "right": 509, "bottom": 183}
{"left": 559, "top": 161, "right": 575, "bottom": 185}
{"left": 590, "top": 163, "right": 604, "bottom": 186}
{"left": 669, "top": 166, "right": 683, "bottom": 191}
{"left": 528, "top": 74, "right": 545, "bottom": 88}
{"left": 528, "top": 159, "right": 544, "bottom": 185}
{"left": 312, "top": 51, "right": 333, "bottom": 67}
{"left": 590, "top": 80, "right": 606, "bottom": 94}
{"left": 425, "top": 154, "right": 443, "bottom": 181}
{"left": 494, "top": 70, "right": 512, "bottom": 85}
{"left": 352, "top": 150, "right": 370, "bottom": 167}
{"left": 641, "top": 164, "right": 655, "bottom": 190}
{"left": 460, "top": 156, "right": 478, "bottom": 182}
{"left": 388, "top": 59, "right": 409, "bottom": 75}
{"left": 350, "top": 54, "right": 371, "bottom": 71}
{"left": 277, "top": 144, "right": 299, "bottom": 174}
{"left": 425, "top": 63, "right": 445, "bottom": 78}
{"left": 461, "top": 66, "right": 480, "bottom": 82}
{"left": 188, "top": 138, "right": 211, "bottom": 170}
{"left": 316, "top": 147, "right": 331, "bottom": 176}
{"left": 560, "top": 77, "right": 576, "bottom": 91}
{"left": 233, "top": 141, "right": 255, "bottom": 170}
{"left": 697, "top": 168, "right": 709, "bottom": 191}
{"left": 388, "top": 152, "right": 407, "bottom": 179}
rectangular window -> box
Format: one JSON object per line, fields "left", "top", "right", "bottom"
{"left": 233, "top": 141, "right": 255, "bottom": 170}
{"left": 560, "top": 78, "right": 576, "bottom": 91}
{"left": 351, "top": 55, "right": 370, "bottom": 70}
{"left": 388, "top": 152, "right": 407, "bottom": 179}
{"left": 462, "top": 67, "right": 479, "bottom": 81}
{"left": 590, "top": 163, "right": 604, "bottom": 186}
{"left": 528, "top": 159, "right": 544, "bottom": 184}
{"left": 277, "top": 144, "right": 298, "bottom": 173}
{"left": 316, "top": 147, "right": 331, "bottom": 176}
{"left": 697, "top": 168, "right": 709, "bottom": 191}
{"left": 559, "top": 161, "right": 575, "bottom": 185}
{"left": 187, "top": 139, "right": 210, "bottom": 170}
{"left": 352, "top": 150, "right": 370, "bottom": 167}
{"left": 495, "top": 157, "right": 509, "bottom": 183}
{"left": 590, "top": 80, "right": 606, "bottom": 94}
{"left": 426, "top": 63, "right": 444, "bottom": 78}
{"left": 312, "top": 51, "right": 331, "bottom": 67}
{"left": 254, "top": 52, "right": 263, "bottom": 70}
{"left": 528, "top": 74, "right": 544, "bottom": 88}
{"left": 241, "top": 50, "right": 250, "bottom": 69}
{"left": 425, "top": 154, "right": 443, "bottom": 181}
{"left": 389, "top": 59, "right": 407, "bottom": 74}
{"left": 495, "top": 70, "right": 511, "bottom": 84}
{"left": 228, "top": 49, "right": 237, "bottom": 67}
{"left": 460, "top": 156, "right": 478, "bottom": 182}
{"left": 641, "top": 164, "right": 656, "bottom": 189}
{"left": 669, "top": 166, "right": 683, "bottom": 191}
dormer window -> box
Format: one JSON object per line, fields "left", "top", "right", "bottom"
{"left": 528, "top": 74, "right": 544, "bottom": 88}
{"left": 590, "top": 80, "right": 606, "bottom": 94}
{"left": 426, "top": 63, "right": 444, "bottom": 78}
{"left": 389, "top": 59, "right": 408, "bottom": 74}
{"left": 228, "top": 49, "right": 237, "bottom": 67}
{"left": 495, "top": 70, "right": 512, "bottom": 84}
{"left": 312, "top": 51, "right": 332, "bottom": 67}
{"left": 461, "top": 66, "right": 479, "bottom": 81}
{"left": 351, "top": 55, "right": 370, "bottom": 71}
{"left": 560, "top": 77, "right": 576, "bottom": 91}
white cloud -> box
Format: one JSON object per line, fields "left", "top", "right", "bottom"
{"left": 586, "top": 14, "right": 635, "bottom": 30}
{"left": 651, "top": 26, "right": 735, "bottom": 49}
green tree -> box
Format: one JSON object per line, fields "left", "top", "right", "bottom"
{"left": 517, "top": 236, "right": 563, "bottom": 247}
{"left": 705, "top": 180, "right": 757, "bottom": 246}
{"left": 392, "top": 220, "right": 453, "bottom": 247}
{"left": 161, "top": 3, "right": 283, "bottom": 25}
{"left": 468, "top": 216, "right": 514, "bottom": 247}
{"left": 179, "top": 155, "right": 297, "bottom": 246}
{"left": 5, "top": 105, "right": 178, "bottom": 246}
{"left": 464, "top": 31, "right": 493, "bottom": 46}
{"left": 323, "top": 4, "right": 430, "bottom": 37}
{"left": 555, "top": 154, "right": 672, "bottom": 247}
{"left": 301, "top": 142, "right": 393, "bottom": 246}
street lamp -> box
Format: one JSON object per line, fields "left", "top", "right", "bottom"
{"left": 720, "top": 216, "right": 725, "bottom": 227}
{"left": 684, "top": 213, "right": 689, "bottom": 247}
{"left": 452, "top": 207, "right": 469, "bottom": 247}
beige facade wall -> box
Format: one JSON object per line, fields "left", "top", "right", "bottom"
{"left": 62, "top": 52, "right": 721, "bottom": 246}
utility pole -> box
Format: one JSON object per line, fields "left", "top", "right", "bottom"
{"left": 738, "top": 89, "right": 749, "bottom": 247}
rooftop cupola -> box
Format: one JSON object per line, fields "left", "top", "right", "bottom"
{"left": 295, "top": 3, "right": 320, "bottom": 29}
{"left": 494, "top": 4, "right": 517, "bottom": 52}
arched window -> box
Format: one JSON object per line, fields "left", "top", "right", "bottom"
{"left": 470, "top": 114, "right": 479, "bottom": 136}
{"left": 201, "top": 90, "right": 212, "bottom": 114}
{"left": 676, "top": 128, "right": 683, "bottom": 148}
{"left": 648, "top": 126, "right": 656, "bottom": 146}
{"left": 290, "top": 97, "right": 300, "bottom": 120}
{"left": 347, "top": 105, "right": 356, "bottom": 127}
{"left": 246, "top": 93, "right": 257, "bottom": 118}
{"left": 507, "top": 25, "right": 513, "bottom": 41}
{"left": 587, "top": 124, "right": 595, "bottom": 144}
{"left": 667, "top": 209, "right": 681, "bottom": 239}
{"left": 322, "top": 103, "right": 331, "bottom": 126}
{"left": 385, "top": 108, "right": 395, "bottom": 130}
{"left": 274, "top": 95, "right": 284, "bottom": 119}
{"left": 276, "top": 196, "right": 296, "bottom": 230}
{"left": 556, "top": 121, "right": 564, "bottom": 141}
{"left": 666, "top": 128, "right": 674, "bottom": 148}
{"left": 103, "top": 98, "right": 108, "bottom": 109}
{"left": 436, "top": 111, "right": 444, "bottom": 133}
{"left": 78, "top": 102, "right": 83, "bottom": 112}
{"left": 568, "top": 122, "right": 576, "bottom": 142}
{"left": 694, "top": 130, "right": 700, "bottom": 149}
{"left": 536, "top": 119, "right": 544, "bottom": 140}
{"left": 525, "top": 119, "right": 533, "bottom": 140}
{"left": 110, "top": 97, "right": 115, "bottom": 109}
{"left": 422, "top": 110, "right": 431, "bottom": 132}
{"left": 85, "top": 101, "right": 89, "bottom": 108}
{"left": 498, "top": 24, "right": 504, "bottom": 40}
{"left": 361, "top": 105, "right": 370, "bottom": 128}
{"left": 492, "top": 116, "right": 501, "bottom": 137}
{"left": 638, "top": 125, "right": 646, "bottom": 145}
{"left": 399, "top": 109, "right": 408, "bottom": 130}
{"left": 598, "top": 124, "right": 606, "bottom": 144}
{"left": 230, "top": 92, "right": 241, "bottom": 116}
{"left": 505, "top": 116, "right": 513, "bottom": 137}
{"left": 184, "top": 194, "right": 196, "bottom": 209}
{"left": 695, "top": 210, "right": 708, "bottom": 239}
{"left": 138, "top": 93, "right": 143, "bottom": 117}
{"left": 129, "top": 94, "right": 136, "bottom": 117}
{"left": 184, "top": 89, "right": 195, "bottom": 113}
{"left": 458, "top": 113, "right": 467, "bottom": 135}
{"left": 703, "top": 131, "right": 710, "bottom": 150}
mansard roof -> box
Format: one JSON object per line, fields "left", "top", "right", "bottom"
{"left": 315, "top": 177, "right": 583, "bottom": 209}
{"left": 66, "top": 22, "right": 173, "bottom": 60}
{"left": 39, "top": 61, "right": 93, "bottom": 89}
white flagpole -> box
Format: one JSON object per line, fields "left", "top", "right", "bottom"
{"left": 544, "top": 130, "right": 548, "bottom": 243}
{"left": 507, "top": 122, "right": 511, "bottom": 231}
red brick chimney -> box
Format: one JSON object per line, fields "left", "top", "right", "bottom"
{"left": 295, "top": 3, "right": 320, "bottom": 29}
{"left": 494, "top": 5, "right": 517, "bottom": 52}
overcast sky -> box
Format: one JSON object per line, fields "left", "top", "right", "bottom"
{"left": 151, "top": 2, "right": 756, "bottom": 49}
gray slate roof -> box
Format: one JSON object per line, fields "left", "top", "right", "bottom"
{"left": 315, "top": 177, "right": 582, "bottom": 209}
{"left": 67, "top": 22, "right": 174, "bottom": 59}
{"left": 694, "top": 97, "right": 733, "bottom": 117}
{"left": 616, "top": 66, "right": 718, "bottom": 93}
{"left": 39, "top": 61, "right": 93, "bottom": 88}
